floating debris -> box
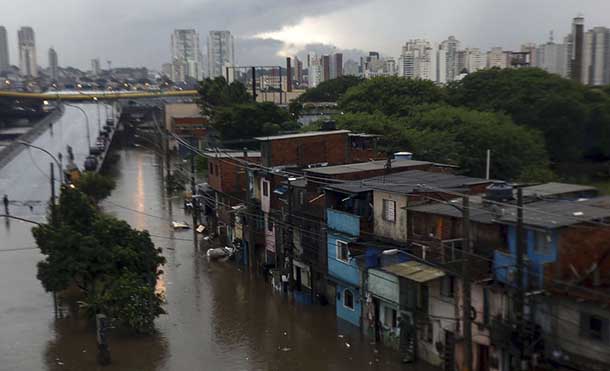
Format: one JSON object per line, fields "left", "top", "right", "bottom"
{"left": 337, "top": 334, "right": 345, "bottom": 339}
{"left": 345, "top": 342, "right": 351, "bottom": 348}
{"left": 280, "top": 347, "right": 292, "bottom": 352}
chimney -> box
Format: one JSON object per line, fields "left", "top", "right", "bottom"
{"left": 286, "top": 57, "right": 293, "bottom": 92}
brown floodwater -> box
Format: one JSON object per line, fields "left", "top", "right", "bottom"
{"left": 1, "top": 142, "right": 434, "bottom": 371}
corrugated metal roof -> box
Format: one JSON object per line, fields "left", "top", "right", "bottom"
{"left": 254, "top": 130, "right": 350, "bottom": 141}
{"left": 304, "top": 159, "right": 433, "bottom": 175}
{"left": 523, "top": 182, "right": 598, "bottom": 198}
{"left": 383, "top": 261, "right": 446, "bottom": 283}
{"left": 325, "top": 170, "right": 488, "bottom": 195}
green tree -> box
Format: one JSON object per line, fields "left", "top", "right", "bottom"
{"left": 338, "top": 77, "right": 445, "bottom": 117}
{"left": 212, "top": 102, "right": 295, "bottom": 140}
{"left": 74, "top": 172, "right": 116, "bottom": 204}
{"left": 198, "top": 77, "right": 251, "bottom": 117}
{"left": 298, "top": 75, "right": 363, "bottom": 103}
{"left": 32, "top": 187, "right": 166, "bottom": 333}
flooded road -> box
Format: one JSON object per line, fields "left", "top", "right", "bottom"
{"left": 1, "top": 142, "right": 430, "bottom": 370}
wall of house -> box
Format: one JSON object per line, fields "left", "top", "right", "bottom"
{"left": 264, "top": 213, "right": 275, "bottom": 254}
{"left": 541, "top": 297, "right": 610, "bottom": 370}
{"left": 555, "top": 226, "right": 610, "bottom": 284}
{"left": 262, "top": 133, "right": 349, "bottom": 167}
{"left": 327, "top": 231, "right": 360, "bottom": 287}
{"left": 336, "top": 283, "right": 361, "bottom": 327}
{"left": 494, "top": 226, "right": 558, "bottom": 288}
{"left": 418, "top": 279, "right": 454, "bottom": 367}
{"left": 261, "top": 178, "right": 271, "bottom": 213}
{"left": 373, "top": 191, "right": 408, "bottom": 242}
{"left": 327, "top": 209, "right": 360, "bottom": 237}
{"left": 164, "top": 103, "right": 201, "bottom": 150}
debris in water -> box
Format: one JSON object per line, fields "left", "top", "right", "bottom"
{"left": 57, "top": 361, "right": 64, "bottom": 366}
{"left": 345, "top": 342, "right": 351, "bottom": 348}
{"left": 283, "top": 331, "right": 288, "bottom": 336}
{"left": 281, "top": 347, "right": 292, "bottom": 352}
{"left": 337, "top": 334, "right": 344, "bottom": 338}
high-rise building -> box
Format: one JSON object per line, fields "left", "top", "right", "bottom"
{"left": 399, "top": 39, "right": 437, "bottom": 81}
{"left": 343, "top": 59, "right": 360, "bottom": 76}
{"left": 308, "top": 52, "right": 322, "bottom": 87}
{"left": 582, "top": 26, "right": 610, "bottom": 85}
{"left": 487, "top": 47, "right": 507, "bottom": 69}
{"left": 464, "top": 48, "right": 486, "bottom": 73}
{"left": 521, "top": 43, "right": 538, "bottom": 66}
{"left": 91, "top": 58, "right": 101, "bottom": 76}
{"left": 322, "top": 54, "right": 331, "bottom": 82}
{"left": 207, "top": 31, "right": 235, "bottom": 79}
{"left": 329, "top": 53, "right": 343, "bottom": 79}
{"left": 0, "top": 26, "right": 9, "bottom": 72}
{"left": 293, "top": 56, "right": 303, "bottom": 86}
{"left": 535, "top": 38, "right": 568, "bottom": 77}
{"left": 48, "top": 48, "right": 58, "bottom": 81}
{"left": 570, "top": 16, "right": 585, "bottom": 82}
{"left": 440, "top": 36, "right": 461, "bottom": 82}
{"left": 18, "top": 26, "right": 37, "bottom": 77}
{"left": 171, "top": 29, "right": 203, "bottom": 81}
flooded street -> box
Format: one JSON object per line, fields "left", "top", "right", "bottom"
{"left": 1, "top": 144, "right": 428, "bottom": 370}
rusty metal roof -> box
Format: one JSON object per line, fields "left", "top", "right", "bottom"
{"left": 383, "top": 261, "right": 446, "bottom": 283}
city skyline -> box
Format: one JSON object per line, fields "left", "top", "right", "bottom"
{"left": 2, "top": 0, "right": 610, "bottom": 70}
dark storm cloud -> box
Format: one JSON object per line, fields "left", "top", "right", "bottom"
{"left": 3, "top": 0, "right": 610, "bottom": 70}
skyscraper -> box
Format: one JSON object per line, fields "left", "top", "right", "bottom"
{"left": 91, "top": 58, "right": 101, "bottom": 76}
{"left": 308, "top": 52, "right": 322, "bottom": 88}
{"left": 0, "top": 26, "right": 9, "bottom": 72}
{"left": 328, "top": 53, "right": 343, "bottom": 79}
{"left": 207, "top": 31, "right": 234, "bottom": 79}
{"left": 570, "top": 16, "right": 585, "bottom": 82}
{"left": 171, "top": 29, "right": 203, "bottom": 81}
{"left": 487, "top": 47, "right": 507, "bottom": 69}
{"left": 48, "top": 48, "right": 58, "bottom": 81}
{"left": 464, "top": 48, "right": 486, "bottom": 74}
{"left": 440, "top": 36, "right": 460, "bottom": 82}
{"left": 18, "top": 26, "right": 37, "bottom": 77}
{"left": 535, "top": 39, "right": 568, "bottom": 77}
{"left": 399, "top": 39, "right": 437, "bottom": 81}
{"left": 582, "top": 26, "right": 610, "bottom": 85}
{"left": 293, "top": 56, "right": 303, "bottom": 86}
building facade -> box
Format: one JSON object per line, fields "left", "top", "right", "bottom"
{"left": 48, "top": 48, "right": 58, "bottom": 81}
{"left": 18, "top": 26, "right": 37, "bottom": 77}
{"left": 171, "top": 29, "right": 203, "bottom": 81}
{"left": 0, "top": 26, "right": 9, "bottom": 73}
{"left": 207, "top": 30, "right": 235, "bottom": 79}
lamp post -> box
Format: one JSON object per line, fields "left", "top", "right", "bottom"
{"left": 63, "top": 103, "right": 91, "bottom": 152}
{"left": 93, "top": 96, "right": 101, "bottom": 133}
{"left": 17, "top": 141, "right": 64, "bottom": 185}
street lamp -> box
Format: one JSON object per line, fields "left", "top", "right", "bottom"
{"left": 93, "top": 96, "right": 101, "bottom": 133}
{"left": 17, "top": 140, "right": 64, "bottom": 184}
{"left": 63, "top": 103, "right": 92, "bottom": 152}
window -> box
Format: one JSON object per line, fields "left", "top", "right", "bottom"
{"left": 267, "top": 219, "right": 274, "bottom": 232}
{"left": 344, "top": 289, "right": 354, "bottom": 310}
{"left": 534, "top": 231, "right": 551, "bottom": 254}
{"left": 262, "top": 181, "right": 269, "bottom": 197}
{"left": 440, "top": 276, "right": 455, "bottom": 298}
{"left": 580, "top": 313, "right": 610, "bottom": 341}
{"left": 382, "top": 199, "right": 396, "bottom": 222}
{"left": 336, "top": 240, "right": 349, "bottom": 262}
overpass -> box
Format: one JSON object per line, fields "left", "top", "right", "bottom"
{"left": 0, "top": 89, "right": 199, "bottom": 101}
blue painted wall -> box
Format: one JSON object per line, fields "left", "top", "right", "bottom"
{"left": 327, "top": 209, "right": 360, "bottom": 237}
{"left": 327, "top": 231, "right": 360, "bottom": 286}
{"left": 336, "top": 283, "right": 361, "bottom": 327}
{"left": 493, "top": 226, "right": 558, "bottom": 288}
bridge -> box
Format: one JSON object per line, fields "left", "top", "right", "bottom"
{"left": 0, "top": 89, "right": 199, "bottom": 101}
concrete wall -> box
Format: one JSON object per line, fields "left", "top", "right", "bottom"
{"left": 373, "top": 190, "right": 408, "bottom": 242}
{"left": 262, "top": 132, "right": 349, "bottom": 168}
{"left": 164, "top": 103, "right": 201, "bottom": 150}
{"left": 335, "top": 283, "right": 361, "bottom": 327}
{"left": 327, "top": 209, "right": 360, "bottom": 237}
{"left": 368, "top": 269, "right": 399, "bottom": 304}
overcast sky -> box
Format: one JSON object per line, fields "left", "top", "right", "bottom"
{"left": 3, "top": 0, "right": 610, "bottom": 71}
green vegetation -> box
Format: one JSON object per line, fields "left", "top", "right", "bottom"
{"left": 198, "top": 77, "right": 299, "bottom": 141}
{"left": 33, "top": 185, "right": 165, "bottom": 334}
{"left": 74, "top": 172, "right": 116, "bottom": 204}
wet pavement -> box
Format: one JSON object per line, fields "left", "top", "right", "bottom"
{"left": 0, "top": 109, "right": 431, "bottom": 370}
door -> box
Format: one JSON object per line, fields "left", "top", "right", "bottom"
{"left": 295, "top": 266, "right": 302, "bottom": 291}
{"left": 444, "top": 330, "right": 455, "bottom": 371}
{"left": 373, "top": 298, "right": 381, "bottom": 342}
{"left": 477, "top": 344, "right": 490, "bottom": 371}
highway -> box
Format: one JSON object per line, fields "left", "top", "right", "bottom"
{"left": 0, "top": 103, "right": 111, "bottom": 220}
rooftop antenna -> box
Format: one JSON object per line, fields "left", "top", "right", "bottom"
{"left": 549, "top": 30, "right": 554, "bottom": 43}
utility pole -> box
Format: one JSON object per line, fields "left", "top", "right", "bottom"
{"left": 461, "top": 195, "right": 473, "bottom": 371}
{"left": 515, "top": 187, "right": 526, "bottom": 370}
{"left": 191, "top": 155, "right": 198, "bottom": 249}
{"left": 244, "top": 149, "right": 256, "bottom": 272}
{"left": 251, "top": 66, "right": 257, "bottom": 102}
{"left": 286, "top": 178, "right": 294, "bottom": 290}
{"left": 50, "top": 162, "right": 59, "bottom": 319}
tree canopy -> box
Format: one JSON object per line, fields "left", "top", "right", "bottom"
{"left": 198, "top": 77, "right": 300, "bottom": 141}
{"left": 447, "top": 68, "right": 610, "bottom": 162}
{"left": 33, "top": 186, "right": 165, "bottom": 334}
{"left": 297, "top": 75, "right": 363, "bottom": 103}
{"left": 74, "top": 172, "right": 116, "bottom": 204}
